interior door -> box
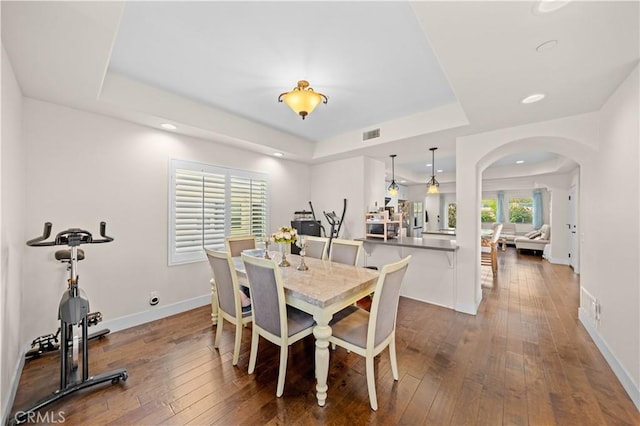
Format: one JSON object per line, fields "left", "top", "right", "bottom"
{"left": 568, "top": 186, "right": 578, "bottom": 272}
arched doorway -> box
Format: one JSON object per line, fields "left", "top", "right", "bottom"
{"left": 453, "top": 115, "right": 598, "bottom": 315}
{"left": 479, "top": 150, "right": 580, "bottom": 285}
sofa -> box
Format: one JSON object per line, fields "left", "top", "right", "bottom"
{"left": 514, "top": 224, "right": 550, "bottom": 253}
{"left": 497, "top": 222, "right": 519, "bottom": 246}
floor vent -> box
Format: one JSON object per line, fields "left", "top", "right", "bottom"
{"left": 362, "top": 128, "right": 380, "bottom": 141}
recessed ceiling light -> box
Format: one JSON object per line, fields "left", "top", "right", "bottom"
{"left": 532, "top": 0, "right": 571, "bottom": 15}
{"left": 161, "top": 123, "right": 177, "bottom": 130}
{"left": 516, "top": 160, "right": 525, "bottom": 164}
{"left": 521, "top": 93, "right": 546, "bottom": 104}
{"left": 273, "top": 152, "right": 284, "bottom": 157}
{"left": 399, "top": 180, "right": 407, "bottom": 184}
{"left": 437, "top": 169, "right": 443, "bottom": 173}
{"left": 426, "top": 163, "right": 432, "bottom": 167}
{"left": 536, "top": 39, "right": 558, "bottom": 52}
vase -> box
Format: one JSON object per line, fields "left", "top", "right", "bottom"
{"left": 279, "top": 242, "right": 291, "bottom": 267}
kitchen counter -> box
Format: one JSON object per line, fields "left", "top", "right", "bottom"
{"left": 422, "top": 229, "right": 456, "bottom": 236}
{"left": 357, "top": 236, "right": 459, "bottom": 311}
{"left": 355, "top": 236, "right": 458, "bottom": 252}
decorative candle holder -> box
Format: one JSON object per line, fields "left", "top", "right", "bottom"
{"left": 296, "top": 236, "right": 309, "bottom": 271}
{"left": 279, "top": 242, "right": 291, "bottom": 267}
{"left": 264, "top": 239, "right": 271, "bottom": 260}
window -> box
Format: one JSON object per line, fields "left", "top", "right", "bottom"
{"left": 509, "top": 197, "right": 533, "bottom": 224}
{"left": 169, "top": 159, "right": 268, "bottom": 265}
{"left": 481, "top": 199, "right": 497, "bottom": 223}
{"left": 447, "top": 203, "right": 457, "bottom": 228}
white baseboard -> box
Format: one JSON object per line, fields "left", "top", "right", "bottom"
{"left": 100, "top": 294, "right": 211, "bottom": 333}
{"left": 579, "top": 308, "right": 640, "bottom": 411}
{"left": 2, "top": 345, "right": 27, "bottom": 425}
{"left": 546, "top": 256, "right": 570, "bottom": 266}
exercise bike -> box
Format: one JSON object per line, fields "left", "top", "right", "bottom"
{"left": 308, "top": 198, "right": 347, "bottom": 255}
{"left": 11, "top": 222, "right": 128, "bottom": 425}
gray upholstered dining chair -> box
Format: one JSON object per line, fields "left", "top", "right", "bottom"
{"left": 241, "top": 253, "right": 316, "bottom": 397}
{"left": 205, "top": 249, "right": 252, "bottom": 366}
{"left": 225, "top": 235, "right": 256, "bottom": 257}
{"left": 328, "top": 255, "right": 411, "bottom": 410}
{"left": 303, "top": 235, "right": 329, "bottom": 260}
{"left": 329, "top": 238, "right": 363, "bottom": 266}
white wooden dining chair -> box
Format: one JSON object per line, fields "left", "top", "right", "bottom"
{"left": 303, "top": 235, "right": 329, "bottom": 260}
{"left": 329, "top": 238, "right": 363, "bottom": 266}
{"left": 205, "top": 249, "right": 252, "bottom": 366}
{"left": 328, "top": 255, "right": 411, "bottom": 410}
{"left": 241, "top": 253, "right": 316, "bottom": 397}
{"left": 481, "top": 223, "right": 503, "bottom": 276}
{"left": 225, "top": 235, "right": 257, "bottom": 257}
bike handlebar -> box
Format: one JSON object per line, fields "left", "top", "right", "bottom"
{"left": 26, "top": 222, "right": 114, "bottom": 247}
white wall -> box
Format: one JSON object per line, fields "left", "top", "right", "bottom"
{"left": 21, "top": 99, "right": 310, "bottom": 342}
{"left": 1, "top": 45, "right": 27, "bottom": 422}
{"left": 310, "top": 157, "right": 367, "bottom": 243}
{"left": 583, "top": 64, "right": 639, "bottom": 407}
{"left": 364, "top": 157, "right": 386, "bottom": 216}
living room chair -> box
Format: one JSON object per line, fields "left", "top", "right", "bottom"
{"left": 205, "top": 249, "right": 252, "bottom": 366}
{"left": 225, "top": 235, "right": 257, "bottom": 257}
{"left": 241, "top": 253, "right": 316, "bottom": 397}
{"left": 329, "top": 238, "right": 363, "bottom": 266}
{"left": 328, "top": 255, "right": 411, "bottom": 410}
{"left": 481, "top": 223, "right": 503, "bottom": 276}
{"left": 303, "top": 235, "right": 329, "bottom": 260}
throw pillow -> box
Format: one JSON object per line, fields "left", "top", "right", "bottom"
{"left": 528, "top": 231, "right": 541, "bottom": 239}
{"left": 524, "top": 230, "right": 539, "bottom": 238}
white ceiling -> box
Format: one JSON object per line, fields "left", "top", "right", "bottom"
{"left": 2, "top": 1, "right": 639, "bottom": 184}
{"left": 109, "top": 2, "right": 457, "bottom": 142}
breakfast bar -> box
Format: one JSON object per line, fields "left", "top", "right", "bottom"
{"left": 356, "top": 236, "right": 459, "bottom": 310}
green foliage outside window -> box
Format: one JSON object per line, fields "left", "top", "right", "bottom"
{"left": 481, "top": 199, "right": 497, "bottom": 223}
{"left": 448, "top": 203, "right": 457, "bottom": 228}
{"left": 509, "top": 198, "right": 533, "bottom": 223}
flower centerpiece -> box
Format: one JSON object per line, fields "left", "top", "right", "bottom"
{"left": 271, "top": 226, "right": 297, "bottom": 267}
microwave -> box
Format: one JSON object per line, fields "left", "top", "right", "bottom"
{"left": 368, "top": 223, "right": 399, "bottom": 238}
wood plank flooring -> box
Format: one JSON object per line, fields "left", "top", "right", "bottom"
{"left": 10, "top": 248, "right": 639, "bottom": 425}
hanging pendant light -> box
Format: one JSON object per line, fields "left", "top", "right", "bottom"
{"left": 387, "top": 154, "right": 399, "bottom": 196}
{"left": 278, "top": 80, "right": 328, "bottom": 120}
{"left": 426, "top": 147, "right": 440, "bottom": 194}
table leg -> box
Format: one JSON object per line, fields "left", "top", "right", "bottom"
{"left": 312, "top": 314, "right": 332, "bottom": 406}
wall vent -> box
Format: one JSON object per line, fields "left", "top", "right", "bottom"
{"left": 580, "top": 287, "right": 599, "bottom": 324}
{"left": 362, "top": 128, "right": 380, "bottom": 141}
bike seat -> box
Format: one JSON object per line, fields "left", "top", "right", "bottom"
{"left": 54, "top": 249, "right": 85, "bottom": 262}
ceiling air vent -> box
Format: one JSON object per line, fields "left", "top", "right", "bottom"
{"left": 362, "top": 128, "right": 380, "bottom": 141}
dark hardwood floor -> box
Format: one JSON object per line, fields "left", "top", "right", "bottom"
{"left": 10, "top": 248, "right": 639, "bottom": 425}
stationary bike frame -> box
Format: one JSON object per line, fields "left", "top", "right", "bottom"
{"left": 11, "top": 222, "right": 128, "bottom": 425}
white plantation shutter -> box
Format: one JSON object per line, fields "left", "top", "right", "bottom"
{"left": 169, "top": 160, "right": 269, "bottom": 265}
{"left": 229, "top": 174, "right": 268, "bottom": 238}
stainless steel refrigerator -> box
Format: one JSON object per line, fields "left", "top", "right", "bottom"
{"left": 400, "top": 201, "right": 423, "bottom": 237}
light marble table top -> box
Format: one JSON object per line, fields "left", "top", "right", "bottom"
{"left": 233, "top": 253, "right": 379, "bottom": 309}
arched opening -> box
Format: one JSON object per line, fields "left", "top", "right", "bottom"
{"left": 477, "top": 147, "right": 581, "bottom": 287}
{"left": 454, "top": 125, "right": 597, "bottom": 315}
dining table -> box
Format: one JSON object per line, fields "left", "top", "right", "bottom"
{"left": 232, "top": 251, "right": 380, "bottom": 406}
